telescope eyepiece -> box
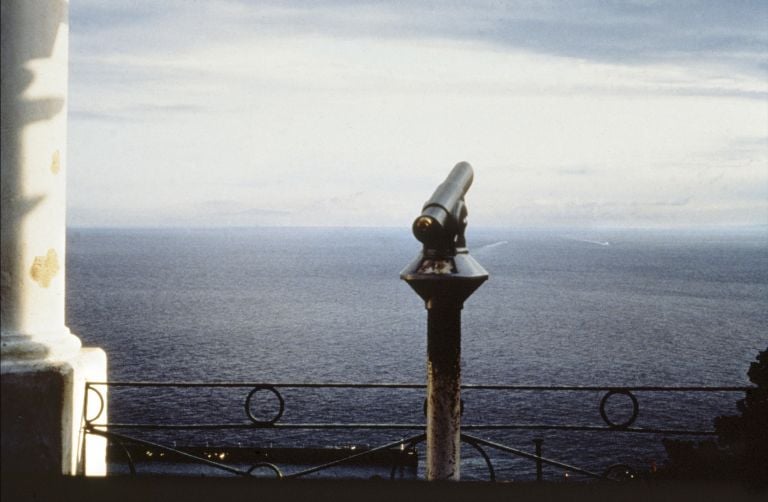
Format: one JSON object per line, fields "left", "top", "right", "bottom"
{"left": 414, "top": 215, "right": 434, "bottom": 233}
{"left": 412, "top": 211, "right": 450, "bottom": 250}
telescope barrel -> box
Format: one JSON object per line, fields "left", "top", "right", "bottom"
{"left": 424, "top": 162, "right": 474, "bottom": 217}
{"left": 413, "top": 162, "right": 474, "bottom": 248}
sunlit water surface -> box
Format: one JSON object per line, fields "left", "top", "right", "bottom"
{"left": 67, "top": 227, "right": 767, "bottom": 479}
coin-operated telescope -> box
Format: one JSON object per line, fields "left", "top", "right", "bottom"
{"left": 411, "top": 161, "right": 474, "bottom": 256}
{"left": 401, "top": 161, "right": 488, "bottom": 305}
{"left": 400, "top": 162, "right": 488, "bottom": 481}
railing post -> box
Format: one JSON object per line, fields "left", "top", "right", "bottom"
{"left": 533, "top": 438, "right": 543, "bottom": 482}
{"left": 401, "top": 162, "right": 488, "bottom": 480}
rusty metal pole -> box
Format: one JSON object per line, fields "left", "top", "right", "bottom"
{"left": 425, "top": 296, "right": 463, "bottom": 479}
{"left": 401, "top": 162, "right": 488, "bottom": 480}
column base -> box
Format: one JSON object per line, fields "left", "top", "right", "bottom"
{"left": 1, "top": 328, "right": 84, "bottom": 362}
{"left": 1, "top": 347, "right": 107, "bottom": 476}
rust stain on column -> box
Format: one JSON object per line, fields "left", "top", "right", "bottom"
{"left": 51, "top": 151, "right": 61, "bottom": 174}
{"left": 30, "top": 249, "right": 59, "bottom": 287}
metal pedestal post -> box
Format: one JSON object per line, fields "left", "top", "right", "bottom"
{"left": 402, "top": 253, "right": 487, "bottom": 480}
{"left": 400, "top": 161, "right": 488, "bottom": 481}
{"left": 425, "top": 298, "right": 463, "bottom": 480}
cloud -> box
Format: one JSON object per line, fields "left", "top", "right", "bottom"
{"left": 65, "top": 1, "right": 768, "bottom": 228}
{"left": 557, "top": 167, "right": 596, "bottom": 176}
{"left": 70, "top": 1, "right": 768, "bottom": 76}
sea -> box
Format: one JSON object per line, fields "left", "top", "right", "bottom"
{"left": 66, "top": 226, "right": 768, "bottom": 480}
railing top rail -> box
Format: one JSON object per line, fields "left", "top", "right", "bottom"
{"left": 81, "top": 379, "right": 752, "bottom": 481}
{"left": 86, "top": 381, "right": 753, "bottom": 392}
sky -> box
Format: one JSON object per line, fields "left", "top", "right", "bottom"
{"left": 66, "top": 0, "right": 768, "bottom": 228}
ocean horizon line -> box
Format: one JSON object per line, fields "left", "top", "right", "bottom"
{"left": 67, "top": 223, "right": 768, "bottom": 233}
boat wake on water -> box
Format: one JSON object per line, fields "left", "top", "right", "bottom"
{"left": 473, "top": 240, "right": 509, "bottom": 253}
{"left": 563, "top": 236, "right": 611, "bottom": 246}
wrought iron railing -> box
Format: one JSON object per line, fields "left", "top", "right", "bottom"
{"left": 81, "top": 382, "right": 750, "bottom": 481}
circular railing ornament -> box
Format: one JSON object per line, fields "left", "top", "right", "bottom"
{"left": 85, "top": 386, "right": 106, "bottom": 423}
{"left": 247, "top": 462, "right": 283, "bottom": 479}
{"left": 602, "top": 463, "right": 637, "bottom": 482}
{"left": 460, "top": 435, "right": 497, "bottom": 482}
{"left": 599, "top": 389, "right": 639, "bottom": 429}
{"left": 244, "top": 385, "right": 285, "bottom": 426}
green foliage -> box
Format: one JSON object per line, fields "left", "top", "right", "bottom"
{"left": 660, "top": 347, "right": 767, "bottom": 484}
{"left": 713, "top": 347, "right": 768, "bottom": 481}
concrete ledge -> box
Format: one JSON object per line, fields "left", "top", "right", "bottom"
{"left": 2, "top": 477, "right": 765, "bottom": 502}
{"left": 1, "top": 347, "right": 107, "bottom": 476}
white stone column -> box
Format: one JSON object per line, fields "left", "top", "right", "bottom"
{"left": 1, "top": 0, "right": 107, "bottom": 476}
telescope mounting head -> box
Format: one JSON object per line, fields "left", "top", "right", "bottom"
{"left": 411, "top": 161, "right": 474, "bottom": 258}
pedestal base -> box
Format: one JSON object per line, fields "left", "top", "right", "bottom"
{"left": 1, "top": 347, "right": 107, "bottom": 476}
